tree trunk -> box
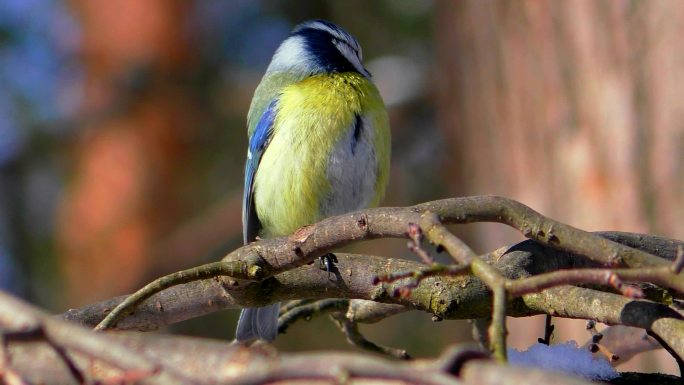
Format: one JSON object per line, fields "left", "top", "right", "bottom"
{"left": 57, "top": 0, "right": 194, "bottom": 306}
{"left": 435, "top": 0, "right": 684, "bottom": 374}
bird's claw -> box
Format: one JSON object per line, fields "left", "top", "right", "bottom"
{"left": 318, "top": 253, "right": 338, "bottom": 279}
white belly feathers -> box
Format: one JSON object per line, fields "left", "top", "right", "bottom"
{"left": 320, "top": 115, "right": 377, "bottom": 217}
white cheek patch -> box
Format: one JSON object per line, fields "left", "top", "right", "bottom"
{"left": 267, "top": 36, "right": 312, "bottom": 72}
{"left": 333, "top": 40, "right": 370, "bottom": 77}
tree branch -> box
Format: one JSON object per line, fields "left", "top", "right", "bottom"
{"left": 0, "top": 292, "right": 196, "bottom": 384}
{"left": 63, "top": 251, "right": 684, "bottom": 360}
{"left": 329, "top": 312, "right": 411, "bottom": 360}
{"left": 92, "top": 197, "right": 676, "bottom": 333}
{"left": 278, "top": 299, "right": 349, "bottom": 335}
{"left": 94, "top": 261, "right": 250, "bottom": 330}
{"left": 54, "top": 196, "right": 683, "bottom": 367}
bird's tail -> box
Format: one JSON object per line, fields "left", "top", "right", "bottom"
{"left": 235, "top": 303, "right": 280, "bottom": 342}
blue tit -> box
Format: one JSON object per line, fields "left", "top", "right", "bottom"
{"left": 235, "top": 20, "right": 391, "bottom": 342}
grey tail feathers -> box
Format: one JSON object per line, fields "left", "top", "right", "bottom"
{"left": 236, "top": 303, "right": 280, "bottom": 342}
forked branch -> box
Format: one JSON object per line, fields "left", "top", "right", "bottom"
{"left": 79, "top": 196, "right": 681, "bottom": 363}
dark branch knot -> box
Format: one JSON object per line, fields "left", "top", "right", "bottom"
{"left": 356, "top": 214, "right": 368, "bottom": 230}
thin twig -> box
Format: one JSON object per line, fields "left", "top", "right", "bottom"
{"left": 647, "top": 331, "right": 684, "bottom": 377}
{"left": 95, "top": 260, "right": 249, "bottom": 331}
{"left": 4, "top": 325, "right": 88, "bottom": 384}
{"left": 373, "top": 263, "right": 469, "bottom": 298}
{"left": 420, "top": 212, "right": 508, "bottom": 362}
{"left": 278, "top": 299, "right": 349, "bottom": 335}
{"left": 407, "top": 222, "right": 434, "bottom": 264}
{"left": 279, "top": 299, "right": 316, "bottom": 315}
{"left": 41, "top": 330, "right": 86, "bottom": 384}
{"left": 489, "top": 284, "right": 508, "bottom": 362}
{"left": 330, "top": 313, "right": 411, "bottom": 360}
{"left": 510, "top": 265, "right": 684, "bottom": 296}
{"left": 506, "top": 269, "right": 646, "bottom": 298}
{"left": 277, "top": 299, "right": 414, "bottom": 357}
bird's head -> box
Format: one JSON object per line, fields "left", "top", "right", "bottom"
{"left": 266, "top": 19, "right": 371, "bottom": 78}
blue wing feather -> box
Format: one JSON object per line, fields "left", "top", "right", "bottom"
{"left": 243, "top": 99, "right": 278, "bottom": 244}
{"left": 237, "top": 99, "right": 280, "bottom": 342}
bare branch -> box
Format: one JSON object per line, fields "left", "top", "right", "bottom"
{"left": 420, "top": 212, "right": 509, "bottom": 361}
{"left": 506, "top": 269, "right": 647, "bottom": 298}
{"left": 8, "top": 324, "right": 677, "bottom": 385}
{"left": 407, "top": 222, "right": 435, "bottom": 264}
{"left": 87, "top": 197, "right": 675, "bottom": 336}
{"left": 280, "top": 299, "right": 316, "bottom": 314}
{"left": 53, "top": 194, "right": 684, "bottom": 368}
{"left": 277, "top": 299, "right": 349, "bottom": 335}
{"left": 330, "top": 313, "right": 411, "bottom": 360}
{"left": 0, "top": 292, "right": 198, "bottom": 384}
{"left": 94, "top": 260, "right": 249, "bottom": 331}
{"left": 63, "top": 254, "right": 684, "bottom": 360}
{"left": 373, "top": 263, "right": 470, "bottom": 297}
{"left": 522, "top": 285, "right": 684, "bottom": 358}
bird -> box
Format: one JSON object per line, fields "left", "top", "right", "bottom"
{"left": 235, "top": 19, "right": 391, "bottom": 342}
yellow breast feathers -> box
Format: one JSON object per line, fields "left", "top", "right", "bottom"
{"left": 253, "top": 72, "right": 389, "bottom": 237}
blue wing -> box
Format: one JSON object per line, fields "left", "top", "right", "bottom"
{"left": 243, "top": 99, "right": 278, "bottom": 244}
{"left": 238, "top": 99, "right": 281, "bottom": 342}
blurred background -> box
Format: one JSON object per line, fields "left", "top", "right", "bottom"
{"left": 1, "top": 0, "right": 681, "bottom": 374}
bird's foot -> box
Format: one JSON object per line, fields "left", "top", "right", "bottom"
{"left": 318, "top": 253, "right": 338, "bottom": 279}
